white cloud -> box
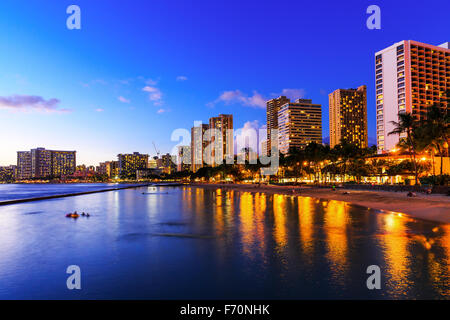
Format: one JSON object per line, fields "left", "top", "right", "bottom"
{"left": 118, "top": 96, "right": 130, "bottom": 103}
{"left": 208, "top": 90, "right": 266, "bottom": 109}
{"left": 176, "top": 76, "right": 188, "bottom": 81}
{"left": 142, "top": 86, "right": 163, "bottom": 104}
{"left": 95, "top": 108, "right": 104, "bottom": 112}
{"left": 280, "top": 88, "right": 306, "bottom": 100}
{"left": 234, "top": 120, "right": 266, "bottom": 155}
{"left": 157, "top": 108, "right": 166, "bottom": 114}
{"left": 0, "top": 94, "right": 71, "bottom": 113}
{"left": 145, "top": 78, "right": 158, "bottom": 85}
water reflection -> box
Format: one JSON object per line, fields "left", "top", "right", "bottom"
{"left": 0, "top": 186, "right": 448, "bottom": 299}
{"left": 323, "top": 200, "right": 350, "bottom": 287}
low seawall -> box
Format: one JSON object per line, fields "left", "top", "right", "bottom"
{"left": 0, "top": 184, "right": 150, "bottom": 206}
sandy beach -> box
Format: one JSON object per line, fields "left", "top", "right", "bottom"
{"left": 191, "top": 183, "right": 450, "bottom": 224}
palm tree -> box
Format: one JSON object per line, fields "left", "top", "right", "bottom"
{"left": 425, "top": 104, "right": 450, "bottom": 179}
{"left": 388, "top": 113, "right": 419, "bottom": 185}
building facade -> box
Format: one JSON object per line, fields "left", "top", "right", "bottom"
{"left": 208, "top": 114, "right": 233, "bottom": 166}
{"left": 177, "top": 145, "right": 191, "bottom": 172}
{"left": 117, "top": 152, "right": 149, "bottom": 178}
{"left": 278, "top": 99, "right": 322, "bottom": 154}
{"left": 0, "top": 165, "right": 17, "bottom": 182}
{"left": 375, "top": 40, "right": 449, "bottom": 153}
{"left": 98, "top": 161, "right": 119, "bottom": 178}
{"left": 266, "top": 96, "right": 290, "bottom": 154}
{"left": 329, "top": 85, "right": 368, "bottom": 149}
{"left": 191, "top": 124, "right": 209, "bottom": 172}
{"left": 16, "top": 148, "right": 76, "bottom": 180}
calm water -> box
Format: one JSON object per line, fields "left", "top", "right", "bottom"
{"left": 0, "top": 183, "right": 138, "bottom": 202}
{"left": 0, "top": 185, "right": 449, "bottom": 299}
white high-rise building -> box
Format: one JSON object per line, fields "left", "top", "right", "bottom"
{"left": 374, "top": 40, "right": 449, "bottom": 154}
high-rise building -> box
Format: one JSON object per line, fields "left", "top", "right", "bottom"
{"left": 266, "top": 96, "right": 290, "bottom": 154}
{"left": 51, "top": 150, "right": 77, "bottom": 177}
{"left": 117, "top": 152, "right": 149, "bottom": 178}
{"left": 16, "top": 148, "right": 76, "bottom": 180}
{"left": 98, "top": 161, "right": 119, "bottom": 178}
{"left": 161, "top": 153, "right": 177, "bottom": 174}
{"left": 375, "top": 40, "right": 449, "bottom": 153}
{"left": 191, "top": 124, "right": 209, "bottom": 172}
{"left": 177, "top": 145, "right": 191, "bottom": 172}
{"left": 278, "top": 99, "right": 322, "bottom": 154}
{"left": 0, "top": 165, "right": 17, "bottom": 181}
{"left": 208, "top": 114, "right": 233, "bottom": 166}
{"left": 329, "top": 86, "right": 368, "bottom": 149}
{"left": 17, "top": 151, "right": 32, "bottom": 180}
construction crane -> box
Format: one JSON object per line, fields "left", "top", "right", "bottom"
{"left": 152, "top": 141, "right": 160, "bottom": 158}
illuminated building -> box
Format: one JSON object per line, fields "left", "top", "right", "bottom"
{"left": 161, "top": 153, "right": 176, "bottom": 174}
{"left": 329, "top": 85, "right": 368, "bottom": 148}
{"left": 191, "top": 124, "right": 209, "bottom": 172}
{"left": 266, "top": 96, "right": 290, "bottom": 154}
{"left": 98, "top": 161, "right": 119, "bottom": 177}
{"left": 117, "top": 152, "right": 149, "bottom": 178}
{"left": 374, "top": 40, "right": 449, "bottom": 154}
{"left": 0, "top": 165, "right": 16, "bottom": 181}
{"left": 277, "top": 99, "right": 322, "bottom": 154}
{"left": 208, "top": 114, "right": 233, "bottom": 166}
{"left": 177, "top": 145, "right": 191, "bottom": 172}
{"left": 16, "top": 148, "right": 76, "bottom": 179}
{"left": 17, "top": 151, "right": 32, "bottom": 179}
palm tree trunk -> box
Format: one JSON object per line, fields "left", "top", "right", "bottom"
{"left": 438, "top": 145, "right": 443, "bottom": 177}
{"left": 408, "top": 133, "right": 419, "bottom": 185}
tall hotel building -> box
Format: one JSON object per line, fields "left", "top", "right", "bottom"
{"left": 191, "top": 124, "right": 209, "bottom": 172}
{"left": 266, "top": 96, "right": 290, "bottom": 154}
{"left": 278, "top": 99, "right": 322, "bottom": 154}
{"left": 329, "top": 86, "right": 368, "bottom": 149}
{"left": 17, "top": 148, "right": 76, "bottom": 179}
{"left": 375, "top": 40, "right": 449, "bottom": 153}
{"left": 208, "top": 114, "right": 233, "bottom": 166}
{"left": 117, "top": 152, "right": 149, "bottom": 178}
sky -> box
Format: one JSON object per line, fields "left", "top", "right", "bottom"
{"left": 0, "top": 0, "right": 449, "bottom": 166}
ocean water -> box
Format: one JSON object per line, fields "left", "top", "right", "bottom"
{"left": 0, "top": 185, "right": 448, "bottom": 299}
{"left": 0, "top": 183, "right": 135, "bottom": 202}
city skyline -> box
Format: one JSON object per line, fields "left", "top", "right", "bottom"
{"left": 1, "top": 1, "right": 449, "bottom": 166}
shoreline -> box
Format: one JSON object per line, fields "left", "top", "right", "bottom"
{"left": 190, "top": 183, "right": 450, "bottom": 224}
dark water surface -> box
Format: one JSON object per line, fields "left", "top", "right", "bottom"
{"left": 0, "top": 186, "right": 448, "bottom": 299}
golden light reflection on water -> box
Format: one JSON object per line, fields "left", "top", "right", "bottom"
{"left": 324, "top": 200, "right": 350, "bottom": 284}
{"left": 215, "top": 189, "right": 224, "bottom": 236}
{"left": 298, "top": 197, "right": 315, "bottom": 256}
{"left": 254, "top": 193, "right": 267, "bottom": 257}
{"left": 379, "top": 213, "right": 412, "bottom": 295}
{"left": 239, "top": 192, "right": 255, "bottom": 258}
{"left": 428, "top": 224, "right": 450, "bottom": 298}
{"left": 273, "top": 194, "right": 287, "bottom": 250}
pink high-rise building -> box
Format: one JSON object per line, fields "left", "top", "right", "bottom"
{"left": 374, "top": 40, "right": 449, "bottom": 154}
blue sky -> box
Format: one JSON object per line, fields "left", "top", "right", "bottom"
{"left": 0, "top": 0, "right": 448, "bottom": 166}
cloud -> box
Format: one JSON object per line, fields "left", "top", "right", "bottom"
{"left": 280, "top": 88, "right": 306, "bottom": 100}
{"left": 234, "top": 120, "right": 266, "bottom": 154}
{"left": 95, "top": 108, "right": 104, "bottom": 112}
{"left": 145, "top": 78, "right": 158, "bottom": 85}
{"left": 0, "top": 94, "right": 71, "bottom": 113}
{"left": 157, "top": 108, "right": 166, "bottom": 114}
{"left": 208, "top": 90, "right": 266, "bottom": 109}
{"left": 176, "top": 76, "right": 188, "bottom": 81}
{"left": 142, "top": 86, "right": 163, "bottom": 104}
{"left": 118, "top": 96, "right": 130, "bottom": 103}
